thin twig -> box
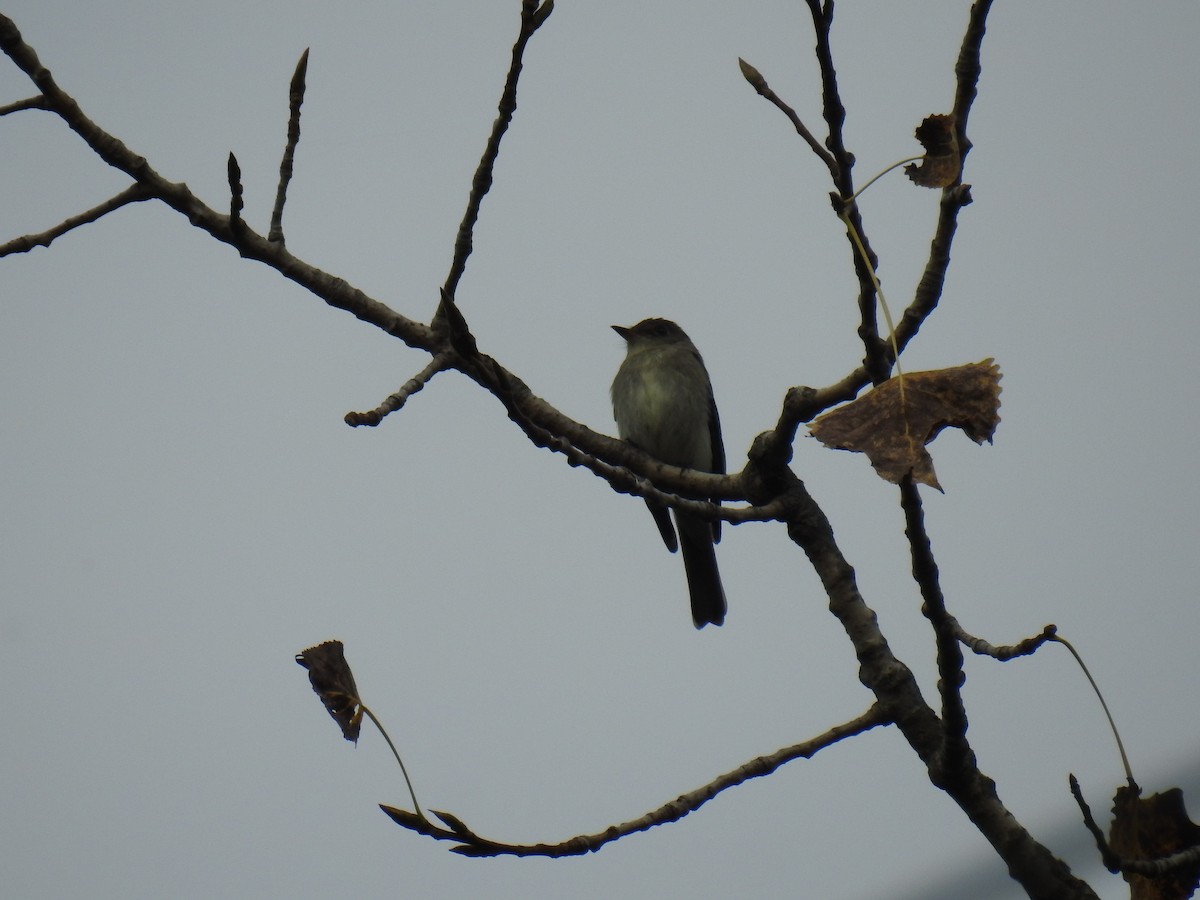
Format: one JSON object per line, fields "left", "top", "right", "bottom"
{"left": 0, "top": 94, "right": 47, "bottom": 115}
{"left": 381, "top": 704, "right": 889, "bottom": 857}
{"left": 954, "top": 622, "right": 1057, "bottom": 660}
{"left": 1069, "top": 774, "right": 1120, "bottom": 870}
{"left": 344, "top": 353, "right": 452, "bottom": 426}
{"left": 737, "top": 57, "right": 837, "bottom": 178}
{"left": 269, "top": 48, "right": 309, "bottom": 245}
{"left": 803, "top": 0, "right": 889, "bottom": 384}
{"left": 227, "top": 152, "right": 244, "bottom": 235}
{"left": 0, "top": 184, "right": 149, "bottom": 256}
{"left": 441, "top": 0, "right": 552, "bottom": 303}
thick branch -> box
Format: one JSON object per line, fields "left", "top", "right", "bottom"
{"left": 782, "top": 472, "right": 1096, "bottom": 899}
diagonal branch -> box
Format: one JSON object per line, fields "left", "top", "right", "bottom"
{"left": 344, "top": 353, "right": 452, "bottom": 427}
{"left": 0, "top": 13, "right": 432, "bottom": 351}
{"left": 380, "top": 704, "right": 890, "bottom": 857}
{"left": 440, "top": 0, "right": 553, "bottom": 304}
{"left": 737, "top": 57, "right": 837, "bottom": 178}
{"left": 780, "top": 467, "right": 1096, "bottom": 898}
{"left": 0, "top": 94, "right": 47, "bottom": 115}
{"left": 0, "top": 184, "right": 150, "bottom": 255}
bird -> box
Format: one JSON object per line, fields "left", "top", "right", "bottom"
{"left": 610, "top": 317, "right": 727, "bottom": 628}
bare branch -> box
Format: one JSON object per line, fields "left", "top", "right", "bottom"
{"left": 345, "top": 353, "right": 452, "bottom": 427}
{"left": 0, "top": 14, "right": 431, "bottom": 351}
{"left": 227, "top": 152, "right": 244, "bottom": 235}
{"left": 899, "top": 479, "right": 969, "bottom": 780}
{"left": 951, "top": 0, "right": 994, "bottom": 159}
{"left": 269, "top": 48, "right": 309, "bottom": 245}
{"left": 801, "top": 1, "right": 889, "bottom": 384}
{"left": 0, "top": 94, "right": 47, "bottom": 115}
{"left": 0, "top": 184, "right": 150, "bottom": 256}
{"left": 761, "top": 0, "right": 1000, "bottom": 454}
{"left": 380, "top": 704, "right": 890, "bottom": 857}
{"left": 737, "top": 57, "right": 837, "bottom": 178}
{"left": 955, "top": 622, "right": 1058, "bottom": 660}
{"left": 440, "top": 0, "right": 552, "bottom": 303}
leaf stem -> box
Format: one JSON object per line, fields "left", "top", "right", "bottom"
{"left": 1051, "top": 635, "right": 1134, "bottom": 783}
{"left": 360, "top": 703, "right": 425, "bottom": 821}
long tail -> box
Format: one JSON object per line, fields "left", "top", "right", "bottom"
{"left": 676, "top": 512, "right": 726, "bottom": 628}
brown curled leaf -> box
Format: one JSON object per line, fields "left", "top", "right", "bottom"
{"left": 809, "top": 359, "right": 1002, "bottom": 490}
{"left": 905, "top": 113, "right": 960, "bottom": 188}
{"left": 296, "top": 640, "right": 364, "bottom": 743}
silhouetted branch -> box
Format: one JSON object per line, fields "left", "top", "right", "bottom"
{"left": 0, "top": 13, "right": 431, "bottom": 350}
{"left": 381, "top": 703, "right": 889, "bottom": 857}
{"left": 764, "top": 0, "right": 998, "bottom": 450}
{"left": 270, "top": 48, "right": 309, "bottom": 245}
{"left": 737, "top": 57, "right": 837, "bottom": 178}
{"left": 440, "top": 0, "right": 553, "bottom": 303}
{"left": 345, "top": 353, "right": 453, "bottom": 427}
{"left": 0, "top": 93, "right": 46, "bottom": 115}
{"left": 227, "top": 152, "right": 244, "bottom": 235}
{"left": 0, "top": 184, "right": 150, "bottom": 255}
{"left": 955, "top": 622, "right": 1057, "bottom": 660}
{"left": 899, "top": 478, "right": 969, "bottom": 779}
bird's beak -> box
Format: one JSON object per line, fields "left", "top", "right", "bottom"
{"left": 612, "top": 325, "right": 632, "bottom": 341}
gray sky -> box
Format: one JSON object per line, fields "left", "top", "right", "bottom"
{"left": 3, "top": 2, "right": 1198, "bottom": 898}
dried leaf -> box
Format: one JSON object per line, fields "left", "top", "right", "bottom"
{"left": 1111, "top": 784, "right": 1200, "bottom": 900}
{"left": 296, "top": 640, "right": 363, "bottom": 743}
{"left": 905, "top": 113, "right": 960, "bottom": 188}
{"left": 809, "top": 360, "right": 1002, "bottom": 490}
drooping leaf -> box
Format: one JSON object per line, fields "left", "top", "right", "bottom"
{"left": 905, "top": 113, "right": 960, "bottom": 188}
{"left": 809, "top": 360, "right": 1002, "bottom": 490}
{"left": 296, "top": 640, "right": 363, "bottom": 743}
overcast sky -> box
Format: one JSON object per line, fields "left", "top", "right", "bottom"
{"left": 3, "top": 2, "right": 1198, "bottom": 899}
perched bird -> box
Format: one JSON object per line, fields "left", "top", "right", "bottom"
{"left": 610, "top": 318, "right": 726, "bottom": 628}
